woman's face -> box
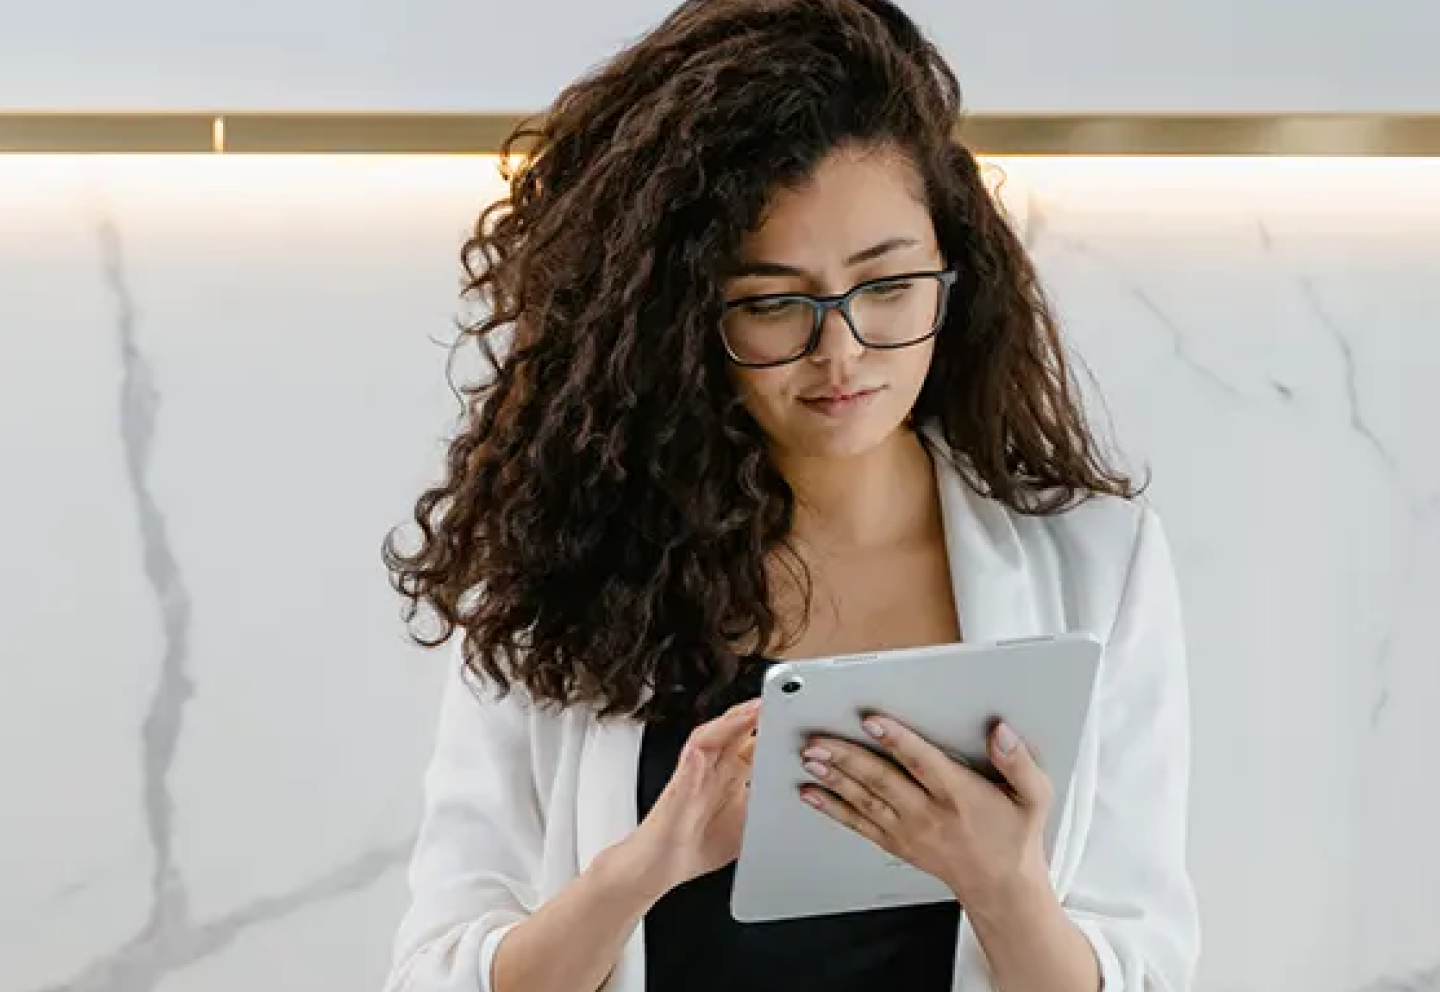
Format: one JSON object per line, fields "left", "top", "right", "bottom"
{"left": 722, "top": 143, "right": 945, "bottom": 463}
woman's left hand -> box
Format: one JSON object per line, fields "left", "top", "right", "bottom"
{"left": 798, "top": 716, "right": 1053, "bottom": 910}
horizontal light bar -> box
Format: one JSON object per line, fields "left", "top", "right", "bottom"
{"left": 1, "top": 113, "right": 1439, "bottom": 156}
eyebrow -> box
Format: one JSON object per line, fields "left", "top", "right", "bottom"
{"left": 727, "top": 236, "right": 922, "bottom": 279}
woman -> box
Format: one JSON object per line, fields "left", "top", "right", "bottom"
{"left": 383, "top": 1, "right": 1199, "bottom": 990}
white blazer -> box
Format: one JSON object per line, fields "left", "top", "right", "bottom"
{"left": 384, "top": 448, "right": 1202, "bottom": 992}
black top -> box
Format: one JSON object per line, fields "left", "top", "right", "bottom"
{"left": 637, "top": 663, "right": 961, "bottom": 992}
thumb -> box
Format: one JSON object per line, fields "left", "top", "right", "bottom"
{"left": 989, "top": 722, "right": 1052, "bottom": 809}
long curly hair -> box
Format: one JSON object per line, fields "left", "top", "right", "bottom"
{"left": 385, "top": 0, "right": 1136, "bottom": 721}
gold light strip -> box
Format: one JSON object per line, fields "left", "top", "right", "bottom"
{"left": 2, "top": 112, "right": 1439, "bottom": 156}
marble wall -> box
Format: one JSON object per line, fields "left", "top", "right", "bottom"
{"left": 1, "top": 153, "right": 1436, "bottom": 992}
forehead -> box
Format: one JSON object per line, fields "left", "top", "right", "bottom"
{"left": 737, "top": 146, "right": 935, "bottom": 264}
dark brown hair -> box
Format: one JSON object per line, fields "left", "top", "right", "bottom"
{"left": 385, "top": 0, "right": 1136, "bottom": 720}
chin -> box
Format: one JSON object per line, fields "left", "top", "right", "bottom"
{"left": 783, "top": 413, "right": 907, "bottom": 462}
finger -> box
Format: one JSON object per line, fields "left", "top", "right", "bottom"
{"left": 989, "top": 722, "right": 1052, "bottom": 809}
{"left": 856, "top": 715, "right": 959, "bottom": 797}
{"left": 799, "top": 785, "right": 893, "bottom": 853}
{"left": 688, "top": 698, "right": 761, "bottom": 752}
{"left": 805, "top": 737, "right": 928, "bottom": 819}
{"left": 676, "top": 697, "right": 759, "bottom": 797}
{"left": 737, "top": 731, "right": 757, "bottom": 766}
{"left": 802, "top": 749, "right": 904, "bottom": 831}
{"left": 714, "top": 722, "right": 758, "bottom": 785}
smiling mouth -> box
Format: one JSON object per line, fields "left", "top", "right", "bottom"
{"left": 798, "top": 387, "right": 882, "bottom": 414}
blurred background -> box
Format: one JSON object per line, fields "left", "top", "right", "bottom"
{"left": 2, "top": 2, "right": 1438, "bottom": 991}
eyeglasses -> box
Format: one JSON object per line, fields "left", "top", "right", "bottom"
{"left": 720, "top": 269, "right": 958, "bottom": 368}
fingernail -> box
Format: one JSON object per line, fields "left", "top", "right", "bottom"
{"left": 995, "top": 722, "right": 1018, "bottom": 756}
{"left": 801, "top": 791, "right": 824, "bottom": 808}
{"left": 803, "top": 759, "right": 830, "bottom": 779}
{"left": 862, "top": 718, "right": 886, "bottom": 739}
{"left": 801, "top": 746, "right": 831, "bottom": 763}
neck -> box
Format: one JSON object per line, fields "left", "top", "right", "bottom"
{"left": 775, "top": 427, "right": 940, "bottom": 553}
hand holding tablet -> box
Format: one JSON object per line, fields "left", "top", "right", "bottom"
{"left": 731, "top": 632, "right": 1104, "bottom": 923}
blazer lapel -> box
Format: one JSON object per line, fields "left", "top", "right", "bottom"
{"left": 931, "top": 441, "right": 1044, "bottom": 645}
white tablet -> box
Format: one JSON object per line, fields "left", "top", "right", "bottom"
{"left": 730, "top": 631, "right": 1103, "bottom": 923}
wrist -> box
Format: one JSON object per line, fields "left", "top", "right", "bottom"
{"left": 961, "top": 864, "right": 1057, "bottom": 932}
{"left": 601, "top": 828, "right": 681, "bottom": 906}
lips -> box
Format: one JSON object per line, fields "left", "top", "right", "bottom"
{"left": 802, "top": 388, "right": 873, "bottom": 402}
{"left": 798, "top": 386, "right": 881, "bottom": 416}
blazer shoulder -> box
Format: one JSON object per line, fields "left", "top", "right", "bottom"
{"left": 1020, "top": 493, "right": 1155, "bottom": 634}
{"left": 1043, "top": 492, "right": 1149, "bottom": 557}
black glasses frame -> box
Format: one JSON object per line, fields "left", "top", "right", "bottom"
{"left": 719, "top": 268, "right": 960, "bottom": 368}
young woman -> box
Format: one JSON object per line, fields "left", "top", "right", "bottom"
{"left": 382, "top": 2, "right": 1200, "bottom": 990}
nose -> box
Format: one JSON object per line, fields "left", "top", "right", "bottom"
{"left": 808, "top": 305, "right": 866, "bottom": 366}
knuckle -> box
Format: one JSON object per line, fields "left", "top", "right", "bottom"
{"left": 686, "top": 738, "right": 716, "bottom": 760}
{"left": 859, "top": 793, "right": 889, "bottom": 821}
{"left": 936, "top": 789, "right": 964, "bottom": 818}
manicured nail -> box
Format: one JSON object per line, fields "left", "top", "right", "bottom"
{"left": 801, "top": 745, "right": 831, "bottom": 763}
{"left": 803, "top": 759, "right": 829, "bottom": 779}
{"left": 862, "top": 718, "right": 886, "bottom": 739}
{"left": 995, "top": 722, "right": 1018, "bottom": 756}
{"left": 801, "top": 791, "right": 824, "bottom": 808}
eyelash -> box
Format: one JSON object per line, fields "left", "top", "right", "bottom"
{"left": 729, "top": 276, "right": 914, "bottom": 309}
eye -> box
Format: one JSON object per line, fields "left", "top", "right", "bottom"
{"left": 860, "top": 279, "right": 914, "bottom": 300}
{"left": 738, "top": 298, "right": 806, "bottom": 319}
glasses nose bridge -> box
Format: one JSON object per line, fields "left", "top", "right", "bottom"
{"left": 810, "top": 288, "right": 865, "bottom": 346}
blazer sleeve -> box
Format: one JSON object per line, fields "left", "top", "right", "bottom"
{"left": 1063, "top": 508, "right": 1203, "bottom": 991}
{"left": 383, "top": 658, "right": 542, "bottom": 992}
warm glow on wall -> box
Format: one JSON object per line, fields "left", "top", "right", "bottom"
{"left": 990, "top": 156, "right": 1440, "bottom": 219}
{"left": 4, "top": 153, "right": 1438, "bottom": 229}
{"left": 4, "top": 115, "right": 1439, "bottom": 239}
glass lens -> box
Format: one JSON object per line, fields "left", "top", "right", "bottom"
{"left": 721, "top": 297, "right": 814, "bottom": 365}
{"left": 848, "top": 275, "right": 943, "bottom": 346}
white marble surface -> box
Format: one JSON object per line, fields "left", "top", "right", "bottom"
{"left": 1, "top": 154, "right": 1437, "bottom": 992}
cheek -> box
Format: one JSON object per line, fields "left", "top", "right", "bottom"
{"left": 731, "top": 366, "right": 793, "bottom": 413}
{"left": 889, "top": 344, "right": 937, "bottom": 396}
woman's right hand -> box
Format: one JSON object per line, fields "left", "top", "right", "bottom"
{"left": 486, "top": 697, "right": 762, "bottom": 992}
{"left": 626, "top": 697, "right": 762, "bottom": 892}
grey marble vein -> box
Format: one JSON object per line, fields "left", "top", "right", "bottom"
{"left": 25, "top": 212, "right": 418, "bottom": 992}
{"left": 1307, "top": 274, "right": 1400, "bottom": 725}
{"left": 1294, "top": 276, "right": 1398, "bottom": 474}
{"left": 1254, "top": 220, "right": 1398, "bottom": 475}
{"left": 1370, "top": 495, "right": 1440, "bottom": 727}
{"left": 30, "top": 838, "right": 413, "bottom": 992}
{"left": 1252, "top": 220, "right": 1417, "bottom": 727}
{"left": 98, "top": 215, "right": 195, "bottom": 944}
{"left": 1047, "top": 234, "right": 1244, "bottom": 399}
{"left": 1353, "top": 960, "right": 1440, "bottom": 992}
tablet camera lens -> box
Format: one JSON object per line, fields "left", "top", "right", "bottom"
{"left": 781, "top": 677, "right": 803, "bottom": 695}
